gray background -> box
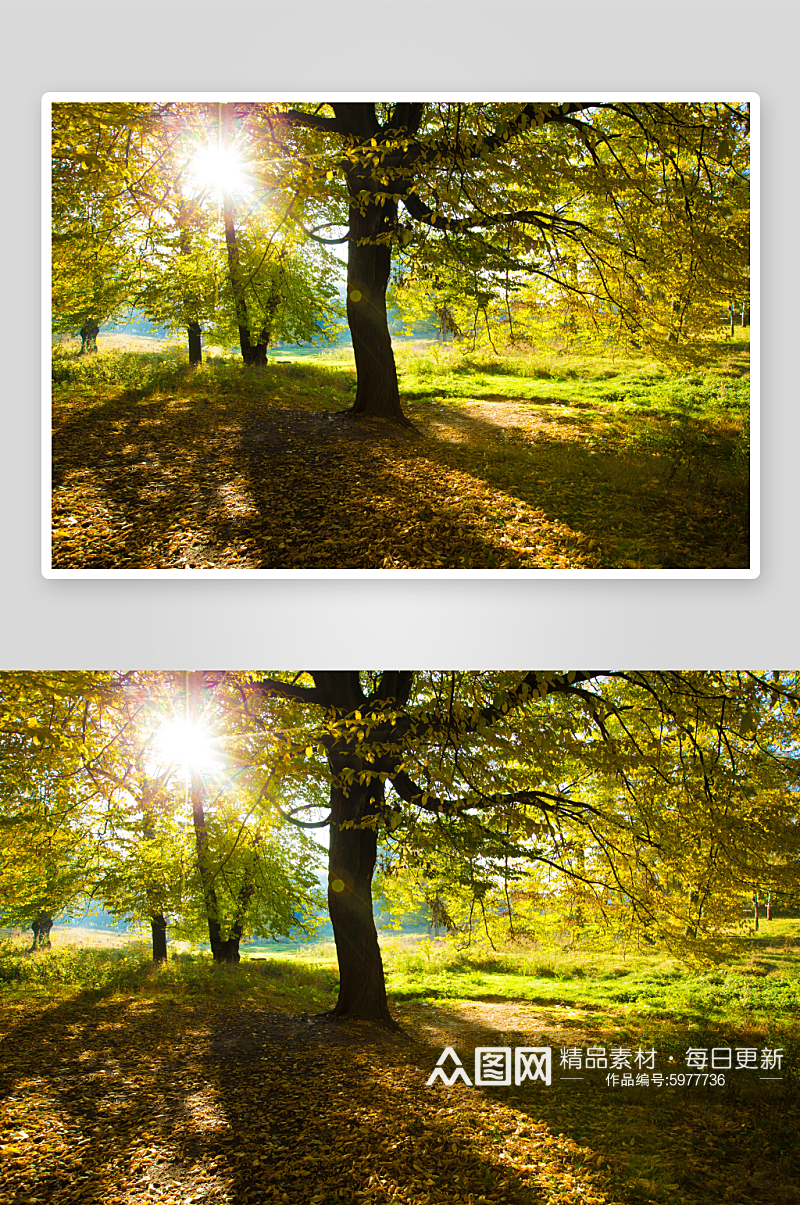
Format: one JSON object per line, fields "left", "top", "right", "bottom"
{"left": 4, "top": 1, "right": 795, "bottom": 668}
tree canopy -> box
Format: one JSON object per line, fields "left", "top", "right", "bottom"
{"left": 51, "top": 99, "right": 751, "bottom": 416}
{"left": 1, "top": 670, "right": 796, "bottom": 1028}
{"left": 50, "top": 101, "right": 345, "bottom": 364}
{"left": 0, "top": 672, "right": 325, "bottom": 961}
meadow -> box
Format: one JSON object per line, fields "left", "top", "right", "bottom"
{"left": 50, "top": 335, "right": 751, "bottom": 571}
{"left": 1, "top": 921, "right": 795, "bottom": 1205}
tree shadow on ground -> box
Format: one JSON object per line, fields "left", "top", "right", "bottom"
{"left": 392, "top": 395, "right": 748, "bottom": 569}
{"left": 395, "top": 1000, "right": 800, "bottom": 1205}
{"left": 0, "top": 990, "right": 562, "bottom": 1205}
{"left": 50, "top": 365, "right": 749, "bottom": 570}
{"left": 2, "top": 977, "right": 795, "bottom": 1205}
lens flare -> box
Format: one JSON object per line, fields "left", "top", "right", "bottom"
{"left": 152, "top": 718, "right": 218, "bottom": 773}
{"left": 190, "top": 145, "right": 248, "bottom": 196}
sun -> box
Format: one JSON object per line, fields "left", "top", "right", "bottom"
{"left": 152, "top": 718, "right": 220, "bottom": 775}
{"left": 190, "top": 145, "right": 248, "bottom": 197}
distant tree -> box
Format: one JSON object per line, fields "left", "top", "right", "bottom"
{"left": 51, "top": 104, "right": 155, "bottom": 347}
{"left": 0, "top": 673, "right": 108, "bottom": 946}
{"left": 51, "top": 101, "right": 346, "bottom": 366}
{"left": 84, "top": 671, "right": 326, "bottom": 964}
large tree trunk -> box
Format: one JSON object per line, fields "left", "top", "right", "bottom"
{"left": 208, "top": 924, "right": 242, "bottom": 962}
{"left": 254, "top": 670, "right": 416, "bottom": 1027}
{"left": 325, "top": 101, "right": 419, "bottom": 425}
{"left": 308, "top": 670, "right": 414, "bottom": 1027}
{"left": 345, "top": 200, "right": 407, "bottom": 425}
{"left": 248, "top": 333, "right": 268, "bottom": 366}
{"left": 327, "top": 781, "right": 396, "bottom": 1027}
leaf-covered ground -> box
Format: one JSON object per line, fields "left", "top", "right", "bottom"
{"left": 1, "top": 984, "right": 796, "bottom": 1205}
{"left": 50, "top": 344, "right": 750, "bottom": 571}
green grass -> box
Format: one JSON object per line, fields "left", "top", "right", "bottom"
{"left": 0, "top": 936, "right": 340, "bottom": 1011}
{"left": 395, "top": 339, "right": 749, "bottom": 482}
{"left": 51, "top": 341, "right": 357, "bottom": 403}
{"left": 379, "top": 922, "right": 799, "bottom": 1034}
{"left": 5, "top": 915, "right": 794, "bottom": 1043}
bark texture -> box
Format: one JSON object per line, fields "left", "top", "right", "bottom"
{"left": 251, "top": 671, "right": 425, "bottom": 1027}
{"left": 345, "top": 201, "right": 405, "bottom": 423}
{"left": 327, "top": 780, "right": 395, "bottom": 1026}
{"left": 309, "top": 671, "right": 411, "bottom": 1027}
{"left": 337, "top": 104, "right": 408, "bottom": 424}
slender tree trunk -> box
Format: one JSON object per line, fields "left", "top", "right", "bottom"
{"left": 222, "top": 190, "right": 254, "bottom": 365}
{"left": 191, "top": 759, "right": 241, "bottom": 962}
{"left": 684, "top": 888, "right": 699, "bottom": 939}
{"left": 219, "top": 106, "right": 265, "bottom": 368}
{"left": 151, "top": 914, "right": 168, "bottom": 963}
{"left": 222, "top": 197, "right": 265, "bottom": 368}
{"left": 345, "top": 198, "right": 408, "bottom": 425}
{"left": 188, "top": 673, "right": 234, "bottom": 963}
{"left": 187, "top": 671, "right": 247, "bottom": 964}
{"left": 570, "top": 844, "right": 586, "bottom": 929}
{"left": 177, "top": 202, "right": 203, "bottom": 367}
{"left": 140, "top": 780, "right": 169, "bottom": 961}
{"left": 188, "top": 322, "right": 202, "bottom": 366}
{"left": 246, "top": 281, "right": 282, "bottom": 367}
{"left": 766, "top": 891, "right": 772, "bottom": 921}
{"left": 752, "top": 890, "right": 760, "bottom": 931}
{"left": 327, "top": 780, "right": 396, "bottom": 1027}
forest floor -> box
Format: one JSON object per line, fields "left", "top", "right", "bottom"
{"left": 1, "top": 924, "right": 797, "bottom": 1205}
{"left": 49, "top": 340, "right": 751, "bottom": 572}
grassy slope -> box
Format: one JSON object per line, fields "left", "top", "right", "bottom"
{"left": 50, "top": 337, "right": 750, "bottom": 571}
{"left": 1, "top": 924, "right": 796, "bottom": 1205}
